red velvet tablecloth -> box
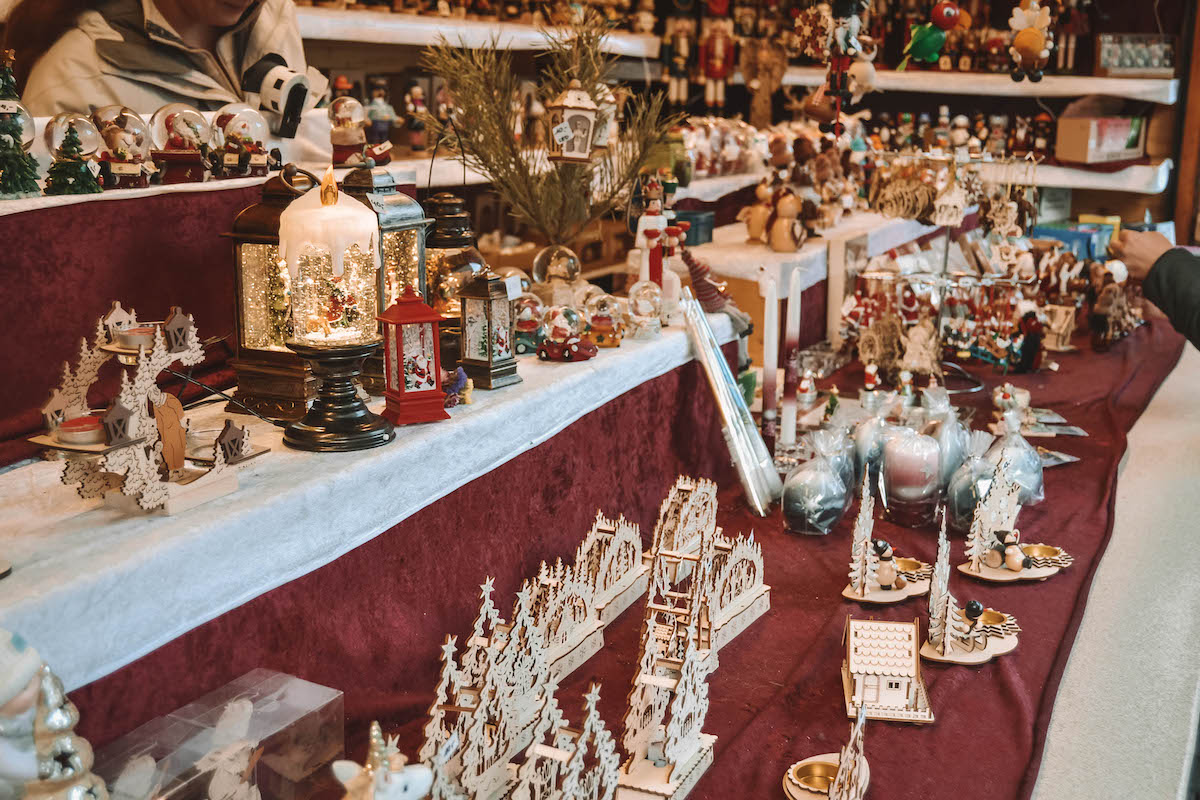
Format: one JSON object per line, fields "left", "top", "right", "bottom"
{"left": 69, "top": 321, "right": 1182, "bottom": 800}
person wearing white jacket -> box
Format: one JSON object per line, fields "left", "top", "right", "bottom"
{"left": 10, "top": 0, "right": 326, "bottom": 134}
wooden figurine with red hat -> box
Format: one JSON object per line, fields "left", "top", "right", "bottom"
{"left": 377, "top": 286, "right": 450, "bottom": 425}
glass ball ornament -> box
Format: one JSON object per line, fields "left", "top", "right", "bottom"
{"left": 585, "top": 293, "right": 621, "bottom": 326}
{"left": 1, "top": 101, "right": 36, "bottom": 152}
{"left": 572, "top": 280, "right": 604, "bottom": 308}
{"left": 329, "top": 96, "right": 367, "bottom": 129}
{"left": 543, "top": 305, "right": 583, "bottom": 341}
{"left": 626, "top": 280, "right": 663, "bottom": 322}
{"left": 531, "top": 244, "right": 581, "bottom": 284}
{"left": 212, "top": 104, "right": 269, "bottom": 150}
{"left": 149, "top": 103, "right": 209, "bottom": 150}
{"left": 44, "top": 113, "right": 103, "bottom": 157}
{"left": 91, "top": 105, "right": 150, "bottom": 160}
{"left": 496, "top": 266, "right": 533, "bottom": 295}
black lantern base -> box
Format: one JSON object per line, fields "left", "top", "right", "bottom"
{"left": 283, "top": 342, "right": 395, "bottom": 452}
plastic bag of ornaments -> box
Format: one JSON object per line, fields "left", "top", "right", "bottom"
{"left": 986, "top": 408, "right": 1045, "bottom": 505}
{"left": 947, "top": 431, "right": 998, "bottom": 533}
{"left": 921, "top": 386, "right": 969, "bottom": 490}
{"left": 782, "top": 426, "right": 856, "bottom": 535}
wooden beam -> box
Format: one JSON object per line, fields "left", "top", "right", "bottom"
{"left": 1174, "top": 5, "right": 1200, "bottom": 244}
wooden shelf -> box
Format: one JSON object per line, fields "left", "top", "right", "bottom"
{"left": 296, "top": 7, "right": 660, "bottom": 57}
{"left": 779, "top": 66, "right": 1179, "bottom": 104}
{"left": 977, "top": 158, "right": 1173, "bottom": 193}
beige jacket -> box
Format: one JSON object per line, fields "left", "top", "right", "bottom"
{"left": 22, "top": 0, "right": 325, "bottom": 118}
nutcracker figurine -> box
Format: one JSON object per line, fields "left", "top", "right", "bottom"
{"left": 822, "top": 0, "right": 870, "bottom": 135}
{"left": 699, "top": 18, "right": 737, "bottom": 112}
{"left": 661, "top": 17, "right": 696, "bottom": 109}
{"left": 404, "top": 84, "right": 428, "bottom": 152}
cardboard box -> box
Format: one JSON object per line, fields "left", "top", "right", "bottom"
{"left": 1055, "top": 117, "right": 1146, "bottom": 165}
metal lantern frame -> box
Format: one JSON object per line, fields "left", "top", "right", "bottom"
{"left": 545, "top": 79, "right": 598, "bottom": 164}
{"left": 458, "top": 269, "right": 521, "bottom": 389}
{"left": 377, "top": 286, "right": 449, "bottom": 425}
{"left": 225, "top": 170, "right": 317, "bottom": 420}
{"left": 342, "top": 164, "right": 432, "bottom": 306}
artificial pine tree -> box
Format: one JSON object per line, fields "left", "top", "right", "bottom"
{"left": 0, "top": 114, "right": 39, "bottom": 198}
{"left": 0, "top": 50, "right": 40, "bottom": 198}
{"left": 44, "top": 122, "right": 102, "bottom": 195}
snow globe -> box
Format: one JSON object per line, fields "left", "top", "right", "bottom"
{"left": 90, "top": 105, "right": 151, "bottom": 189}
{"left": 329, "top": 96, "right": 368, "bottom": 166}
{"left": 626, "top": 280, "right": 663, "bottom": 339}
{"left": 148, "top": 103, "right": 210, "bottom": 183}
{"left": 42, "top": 114, "right": 104, "bottom": 195}
{"left": 530, "top": 244, "right": 581, "bottom": 306}
{"left": 211, "top": 104, "right": 271, "bottom": 178}
{"left": 537, "top": 305, "right": 597, "bottom": 362}
{"left": 0, "top": 99, "right": 39, "bottom": 199}
{"left": 584, "top": 292, "right": 623, "bottom": 347}
{"left": 513, "top": 292, "right": 545, "bottom": 355}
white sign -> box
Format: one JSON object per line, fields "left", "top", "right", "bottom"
{"left": 87, "top": 160, "right": 101, "bottom": 176}
{"left": 111, "top": 162, "right": 140, "bottom": 176}
{"left": 0, "top": 101, "right": 20, "bottom": 114}
{"left": 223, "top": 153, "right": 241, "bottom": 166}
{"left": 552, "top": 121, "right": 572, "bottom": 146}
{"left": 504, "top": 275, "right": 523, "bottom": 300}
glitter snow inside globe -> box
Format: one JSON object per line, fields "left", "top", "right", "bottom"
{"left": 626, "top": 280, "right": 663, "bottom": 339}
{"left": 584, "top": 292, "right": 624, "bottom": 347}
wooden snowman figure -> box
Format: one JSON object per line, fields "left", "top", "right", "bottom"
{"left": 767, "top": 190, "right": 805, "bottom": 253}
{"left": 873, "top": 540, "right": 907, "bottom": 591}
{"left": 699, "top": 18, "right": 736, "bottom": 112}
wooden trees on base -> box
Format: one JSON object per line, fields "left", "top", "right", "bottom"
{"left": 782, "top": 707, "right": 870, "bottom": 800}
{"left": 32, "top": 302, "right": 256, "bottom": 515}
{"left": 841, "top": 477, "right": 932, "bottom": 605}
{"left": 959, "top": 469, "right": 1073, "bottom": 583}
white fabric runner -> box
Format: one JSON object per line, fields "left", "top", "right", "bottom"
{"left": 0, "top": 316, "right": 733, "bottom": 691}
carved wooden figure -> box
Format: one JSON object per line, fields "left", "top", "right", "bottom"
{"left": 842, "top": 476, "right": 931, "bottom": 604}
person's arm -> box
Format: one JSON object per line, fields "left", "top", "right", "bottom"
{"left": 1142, "top": 248, "right": 1200, "bottom": 349}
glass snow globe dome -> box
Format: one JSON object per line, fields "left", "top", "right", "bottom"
{"left": 212, "top": 103, "right": 269, "bottom": 149}
{"left": 149, "top": 103, "right": 210, "bottom": 150}
{"left": 531, "top": 244, "right": 581, "bottom": 284}
{"left": 1, "top": 100, "right": 36, "bottom": 152}
{"left": 626, "top": 280, "right": 663, "bottom": 322}
{"left": 90, "top": 106, "right": 150, "bottom": 160}
{"left": 43, "top": 113, "right": 102, "bottom": 157}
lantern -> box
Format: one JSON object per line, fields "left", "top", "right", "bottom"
{"left": 343, "top": 163, "right": 432, "bottom": 393}
{"left": 279, "top": 167, "right": 394, "bottom": 451}
{"left": 458, "top": 269, "right": 521, "bottom": 389}
{"left": 425, "top": 192, "right": 485, "bottom": 367}
{"left": 377, "top": 286, "right": 449, "bottom": 425}
{"left": 226, "top": 170, "right": 317, "bottom": 421}
{"left": 545, "top": 79, "right": 598, "bottom": 164}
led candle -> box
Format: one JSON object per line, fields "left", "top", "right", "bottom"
{"left": 761, "top": 279, "right": 779, "bottom": 443}
{"left": 777, "top": 266, "right": 804, "bottom": 447}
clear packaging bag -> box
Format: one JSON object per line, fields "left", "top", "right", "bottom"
{"left": 947, "top": 430, "right": 998, "bottom": 532}
{"left": 882, "top": 426, "right": 941, "bottom": 527}
{"left": 782, "top": 428, "right": 854, "bottom": 535}
{"left": 923, "top": 386, "right": 970, "bottom": 490}
{"left": 986, "top": 408, "right": 1045, "bottom": 505}
{"left": 812, "top": 425, "right": 856, "bottom": 505}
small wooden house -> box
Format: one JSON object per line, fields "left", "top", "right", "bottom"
{"left": 841, "top": 616, "right": 933, "bottom": 724}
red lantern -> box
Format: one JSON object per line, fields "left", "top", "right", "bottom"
{"left": 376, "top": 286, "right": 449, "bottom": 425}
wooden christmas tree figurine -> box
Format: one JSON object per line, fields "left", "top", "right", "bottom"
{"left": 842, "top": 475, "right": 931, "bottom": 604}
{"left": 0, "top": 51, "right": 41, "bottom": 199}
{"left": 922, "top": 513, "right": 1021, "bottom": 666}
{"left": 44, "top": 122, "right": 102, "bottom": 195}
{"left": 960, "top": 467, "right": 1073, "bottom": 582}
{"left": 782, "top": 705, "right": 871, "bottom": 800}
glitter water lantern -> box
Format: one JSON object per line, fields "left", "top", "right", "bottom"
{"left": 343, "top": 164, "right": 432, "bottom": 394}
{"left": 425, "top": 192, "right": 485, "bottom": 367}
{"left": 279, "top": 166, "right": 394, "bottom": 451}
{"left": 226, "top": 169, "right": 318, "bottom": 420}
{"left": 377, "top": 286, "right": 448, "bottom": 425}
{"left": 458, "top": 268, "right": 521, "bottom": 389}
{"left": 545, "top": 79, "right": 598, "bottom": 164}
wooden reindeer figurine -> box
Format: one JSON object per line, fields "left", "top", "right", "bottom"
{"left": 767, "top": 190, "right": 806, "bottom": 253}
{"left": 737, "top": 178, "right": 773, "bottom": 243}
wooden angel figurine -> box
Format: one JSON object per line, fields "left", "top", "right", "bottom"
{"left": 737, "top": 179, "right": 773, "bottom": 243}
{"left": 767, "top": 190, "right": 806, "bottom": 253}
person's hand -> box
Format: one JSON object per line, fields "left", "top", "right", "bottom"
{"left": 1109, "top": 229, "right": 1175, "bottom": 281}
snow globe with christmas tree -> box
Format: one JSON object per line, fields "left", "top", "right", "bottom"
{"left": 42, "top": 113, "right": 103, "bottom": 196}
{"left": 0, "top": 50, "right": 40, "bottom": 200}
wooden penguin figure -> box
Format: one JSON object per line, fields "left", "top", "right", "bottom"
{"left": 767, "top": 190, "right": 805, "bottom": 252}
{"left": 873, "top": 539, "right": 907, "bottom": 591}
{"left": 964, "top": 598, "right": 984, "bottom": 633}
{"left": 1003, "top": 529, "right": 1032, "bottom": 572}
{"left": 737, "top": 179, "right": 773, "bottom": 243}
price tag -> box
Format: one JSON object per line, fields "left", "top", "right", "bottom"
{"left": 111, "top": 162, "right": 139, "bottom": 175}
{"left": 438, "top": 731, "right": 460, "bottom": 761}
{"left": 223, "top": 153, "right": 241, "bottom": 166}
{"left": 87, "top": 160, "right": 101, "bottom": 176}
{"left": 250, "top": 154, "right": 268, "bottom": 166}
{"left": 0, "top": 101, "right": 20, "bottom": 114}
{"left": 552, "top": 121, "right": 572, "bottom": 146}
{"left": 504, "top": 275, "right": 523, "bottom": 300}
{"left": 368, "top": 141, "right": 393, "bottom": 157}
